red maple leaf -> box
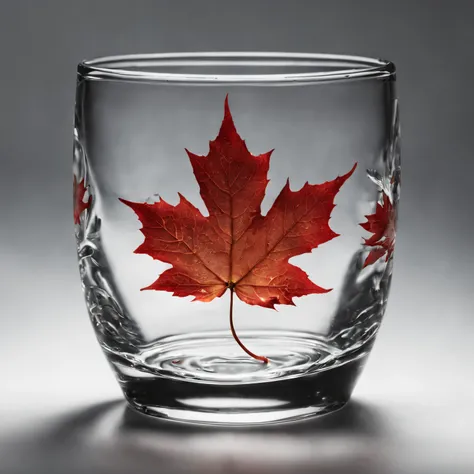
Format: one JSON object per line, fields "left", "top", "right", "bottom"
{"left": 120, "top": 96, "right": 356, "bottom": 362}
{"left": 360, "top": 193, "right": 396, "bottom": 268}
{"left": 73, "top": 176, "right": 92, "bottom": 225}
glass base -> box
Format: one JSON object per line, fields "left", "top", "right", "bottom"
{"left": 108, "top": 331, "right": 369, "bottom": 425}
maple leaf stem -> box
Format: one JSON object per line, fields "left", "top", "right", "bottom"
{"left": 229, "top": 288, "right": 269, "bottom": 364}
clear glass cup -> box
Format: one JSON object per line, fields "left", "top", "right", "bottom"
{"left": 74, "top": 52, "right": 400, "bottom": 424}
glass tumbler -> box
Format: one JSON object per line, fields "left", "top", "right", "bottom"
{"left": 74, "top": 53, "right": 400, "bottom": 424}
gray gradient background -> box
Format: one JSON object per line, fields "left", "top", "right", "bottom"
{"left": 0, "top": 1, "right": 473, "bottom": 473}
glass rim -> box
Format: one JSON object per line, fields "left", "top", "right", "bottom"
{"left": 78, "top": 52, "right": 395, "bottom": 84}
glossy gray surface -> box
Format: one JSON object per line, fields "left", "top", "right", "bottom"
{"left": 1, "top": 1, "right": 473, "bottom": 473}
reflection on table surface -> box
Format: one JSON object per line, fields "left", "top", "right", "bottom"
{"left": 1, "top": 399, "right": 389, "bottom": 474}
{"left": 0, "top": 397, "right": 472, "bottom": 474}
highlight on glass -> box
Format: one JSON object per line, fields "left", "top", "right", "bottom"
{"left": 74, "top": 52, "right": 400, "bottom": 424}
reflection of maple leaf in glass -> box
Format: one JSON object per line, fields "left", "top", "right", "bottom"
{"left": 360, "top": 194, "right": 396, "bottom": 268}
{"left": 73, "top": 176, "right": 91, "bottom": 225}
{"left": 120, "top": 96, "right": 357, "bottom": 361}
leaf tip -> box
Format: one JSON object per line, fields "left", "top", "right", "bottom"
{"left": 224, "top": 94, "right": 231, "bottom": 118}
{"left": 218, "top": 94, "right": 237, "bottom": 138}
{"left": 344, "top": 162, "right": 358, "bottom": 180}
{"left": 184, "top": 148, "right": 195, "bottom": 159}
{"left": 118, "top": 197, "right": 137, "bottom": 210}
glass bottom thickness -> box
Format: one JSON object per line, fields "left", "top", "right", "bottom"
{"left": 108, "top": 331, "right": 369, "bottom": 425}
